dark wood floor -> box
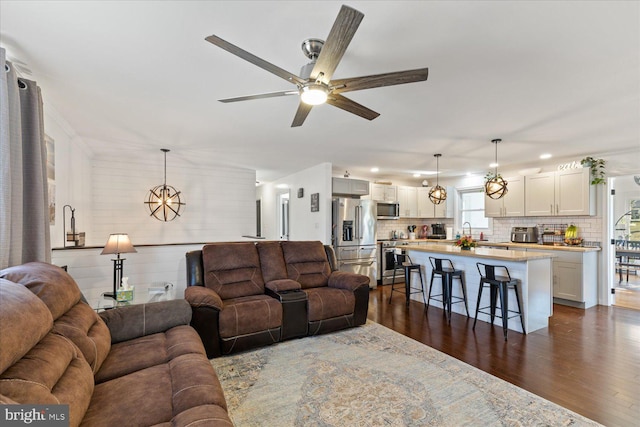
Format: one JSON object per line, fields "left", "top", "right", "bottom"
{"left": 367, "top": 285, "right": 640, "bottom": 427}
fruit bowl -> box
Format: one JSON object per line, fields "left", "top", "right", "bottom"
{"left": 564, "top": 237, "right": 583, "bottom": 246}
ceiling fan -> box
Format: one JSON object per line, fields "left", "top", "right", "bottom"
{"left": 205, "top": 4, "right": 429, "bottom": 127}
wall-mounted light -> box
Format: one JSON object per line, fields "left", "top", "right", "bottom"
{"left": 144, "top": 149, "right": 185, "bottom": 221}
{"left": 485, "top": 139, "right": 508, "bottom": 199}
{"left": 428, "top": 154, "right": 447, "bottom": 204}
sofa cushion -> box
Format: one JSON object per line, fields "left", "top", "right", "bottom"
{"left": 218, "top": 294, "right": 282, "bottom": 339}
{"left": 281, "top": 241, "right": 332, "bottom": 289}
{"left": 83, "top": 353, "right": 227, "bottom": 427}
{"left": 0, "top": 262, "right": 112, "bottom": 373}
{"left": 94, "top": 325, "right": 206, "bottom": 384}
{"left": 304, "top": 287, "right": 355, "bottom": 322}
{"left": 256, "top": 241, "right": 288, "bottom": 282}
{"left": 1, "top": 261, "right": 83, "bottom": 319}
{"left": 0, "top": 333, "right": 94, "bottom": 427}
{"left": 203, "top": 242, "right": 265, "bottom": 299}
{"left": 0, "top": 279, "right": 53, "bottom": 373}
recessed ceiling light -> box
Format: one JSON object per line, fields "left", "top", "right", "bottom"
{"left": 489, "top": 162, "right": 499, "bottom": 168}
{"left": 540, "top": 153, "right": 552, "bottom": 159}
{"left": 370, "top": 167, "right": 379, "bottom": 173}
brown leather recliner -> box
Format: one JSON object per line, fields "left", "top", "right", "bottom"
{"left": 280, "top": 241, "right": 370, "bottom": 335}
{"left": 185, "top": 242, "right": 283, "bottom": 358}
{"left": 186, "top": 241, "right": 369, "bottom": 358}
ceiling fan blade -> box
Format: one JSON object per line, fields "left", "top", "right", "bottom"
{"left": 326, "top": 93, "right": 380, "bottom": 121}
{"left": 291, "top": 102, "right": 313, "bottom": 127}
{"left": 205, "top": 35, "right": 305, "bottom": 86}
{"left": 330, "top": 68, "right": 429, "bottom": 94}
{"left": 310, "top": 5, "right": 364, "bottom": 84}
{"left": 219, "top": 90, "right": 299, "bottom": 103}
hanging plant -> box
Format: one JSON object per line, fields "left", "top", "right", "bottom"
{"left": 580, "top": 156, "right": 606, "bottom": 185}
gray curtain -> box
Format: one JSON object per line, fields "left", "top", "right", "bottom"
{"left": 0, "top": 47, "right": 51, "bottom": 269}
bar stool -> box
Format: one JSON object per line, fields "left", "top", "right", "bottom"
{"left": 473, "top": 263, "right": 526, "bottom": 340}
{"left": 427, "top": 257, "right": 469, "bottom": 322}
{"left": 388, "top": 251, "right": 426, "bottom": 306}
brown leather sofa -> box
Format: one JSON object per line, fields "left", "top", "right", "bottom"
{"left": 0, "top": 262, "right": 233, "bottom": 427}
{"left": 185, "top": 240, "right": 370, "bottom": 358}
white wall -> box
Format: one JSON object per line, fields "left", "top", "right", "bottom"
{"left": 44, "top": 106, "right": 93, "bottom": 248}
{"left": 90, "top": 156, "right": 256, "bottom": 246}
{"left": 258, "top": 162, "right": 332, "bottom": 243}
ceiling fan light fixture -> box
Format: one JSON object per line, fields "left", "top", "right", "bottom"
{"left": 300, "top": 84, "right": 328, "bottom": 105}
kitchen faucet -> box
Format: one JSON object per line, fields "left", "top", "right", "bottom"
{"left": 462, "top": 222, "right": 472, "bottom": 237}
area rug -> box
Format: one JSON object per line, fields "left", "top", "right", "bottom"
{"left": 211, "top": 321, "right": 601, "bottom": 426}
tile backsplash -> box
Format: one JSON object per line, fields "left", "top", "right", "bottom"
{"left": 376, "top": 216, "right": 602, "bottom": 246}
{"left": 376, "top": 218, "right": 454, "bottom": 240}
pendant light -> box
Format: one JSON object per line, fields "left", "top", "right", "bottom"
{"left": 485, "top": 138, "right": 508, "bottom": 199}
{"left": 144, "top": 149, "right": 185, "bottom": 221}
{"left": 428, "top": 154, "right": 447, "bottom": 204}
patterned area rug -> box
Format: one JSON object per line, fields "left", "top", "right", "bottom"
{"left": 211, "top": 321, "right": 601, "bottom": 426}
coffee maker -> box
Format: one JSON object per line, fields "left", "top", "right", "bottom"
{"left": 431, "top": 223, "right": 446, "bottom": 239}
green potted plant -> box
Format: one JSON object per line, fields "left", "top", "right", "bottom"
{"left": 580, "top": 156, "right": 606, "bottom": 185}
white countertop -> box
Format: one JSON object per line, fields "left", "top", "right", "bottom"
{"left": 476, "top": 241, "right": 601, "bottom": 253}
{"left": 404, "top": 244, "right": 556, "bottom": 262}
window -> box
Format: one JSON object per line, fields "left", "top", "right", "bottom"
{"left": 459, "top": 189, "right": 489, "bottom": 229}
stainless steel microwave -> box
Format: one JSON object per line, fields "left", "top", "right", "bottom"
{"left": 376, "top": 201, "right": 400, "bottom": 219}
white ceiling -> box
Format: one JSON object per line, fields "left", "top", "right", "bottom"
{"left": 1, "top": 1, "right": 638, "bottom": 183}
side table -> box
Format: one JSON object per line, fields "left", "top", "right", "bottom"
{"left": 83, "top": 283, "right": 177, "bottom": 311}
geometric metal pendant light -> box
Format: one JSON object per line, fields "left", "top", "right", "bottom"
{"left": 428, "top": 153, "right": 447, "bottom": 204}
{"left": 144, "top": 148, "right": 185, "bottom": 221}
{"left": 485, "top": 138, "right": 508, "bottom": 200}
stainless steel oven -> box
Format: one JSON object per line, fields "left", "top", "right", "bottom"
{"left": 379, "top": 241, "right": 405, "bottom": 285}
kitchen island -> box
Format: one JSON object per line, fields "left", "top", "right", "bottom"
{"left": 476, "top": 242, "right": 601, "bottom": 308}
{"left": 405, "top": 244, "right": 555, "bottom": 334}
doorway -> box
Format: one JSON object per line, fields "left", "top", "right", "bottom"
{"left": 277, "top": 191, "right": 289, "bottom": 240}
{"left": 611, "top": 175, "right": 640, "bottom": 310}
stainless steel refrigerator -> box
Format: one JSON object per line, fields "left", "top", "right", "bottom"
{"left": 332, "top": 198, "right": 377, "bottom": 288}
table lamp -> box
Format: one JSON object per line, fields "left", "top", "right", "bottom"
{"left": 101, "top": 233, "right": 137, "bottom": 299}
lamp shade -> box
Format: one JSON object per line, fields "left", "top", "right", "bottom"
{"left": 101, "top": 234, "right": 137, "bottom": 255}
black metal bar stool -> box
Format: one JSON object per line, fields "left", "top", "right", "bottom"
{"left": 473, "top": 263, "right": 526, "bottom": 340}
{"left": 427, "top": 257, "right": 469, "bottom": 322}
{"left": 388, "top": 251, "right": 426, "bottom": 306}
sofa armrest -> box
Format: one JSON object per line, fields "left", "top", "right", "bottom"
{"left": 99, "top": 299, "right": 192, "bottom": 344}
{"left": 185, "top": 285, "right": 223, "bottom": 311}
{"left": 265, "top": 279, "right": 301, "bottom": 293}
{"left": 328, "top": 271, "right": 370, "bottom": 291}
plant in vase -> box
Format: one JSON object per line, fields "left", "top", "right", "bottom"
{"left": 455, "top": 235, "right": 477, "bottom": 250}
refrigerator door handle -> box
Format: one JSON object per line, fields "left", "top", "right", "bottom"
{"left": 355, "top": 205, "right": 361, "bottom": 239}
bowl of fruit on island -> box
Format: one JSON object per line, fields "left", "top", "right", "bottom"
{"left": 564, "top": 224, "right": 583, "bottom": 246}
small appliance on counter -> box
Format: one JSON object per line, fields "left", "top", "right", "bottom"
{"left": 431, "top": 223, "right": 446, "bottom": 239}
{"left": 511, "top": 226, "right": 538, "bottom": 243}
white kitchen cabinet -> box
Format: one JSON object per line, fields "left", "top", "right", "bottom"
{"left": 527, "top": 248, "right": 598, "bottom": 308}
{"left": 556, "top": 168, "right": 594, "bottom": 215}
{"left": 485, "top": 176, "right": 525, "bottom": 217}
{"left": 417, "top": 186, "right": 453, "bottom": 218}
{"left": 370, "top": 183, "right": 397, "bottom": 202}
{"left": 332, "top": 177, "right": 369, "bottom": 196}
{"left": 397, "top": 186, "right": 417, "bottom": 218}
{"left": 525, "top": 168, "right": 594, "bottom": 216}
{"left": 417, "top": 187, "right": 432, "bottom": 218}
